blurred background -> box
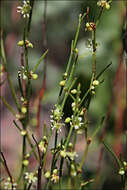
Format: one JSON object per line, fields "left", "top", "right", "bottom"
{"left": 1, "top": 0, "right": 127, "bottom": 189}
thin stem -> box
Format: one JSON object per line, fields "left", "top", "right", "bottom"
{"left": 65, "top": 125, "right": 73, "bottom": 149}
{"left": 0, "top": 152, "right": 13, "bottom": 186}
{"left": 102, "top": 140, "right": 122, "bottom": 168}
{"left": 58, "top": 13, "right": 86, "bottom": 101}
{"left": 32, "top": 134, "right": 41, "bottom": 162}
{"left": 51, "top": 131, "right": 58, "bottom": 173}
{"left": 13, "top": 120, "right": 39, "bottom": 161}
{"left": 0, "top": 96, "right": 16, "bottom": 115}
{"left": 92, "top": 30, "right": 96, "bottom": 79}
{"left": 59, "top": 157, "right": 64, "bottom": 190}
{"left": 36, "top": 0, "right": 48, "bottom": 136}
{"left": 1, "top": 31, "right": 20, "bottom": 110}
{"left": 79, "top": 141, "right": 90, "bottom": 170}
{"left": 27, "top": 0, "right": 35, "bottom": 36}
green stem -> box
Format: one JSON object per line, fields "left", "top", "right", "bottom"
{"left": 1, "top": 32, "right": 20, "bottom": 110}
{"left": 92, "top": 30, "right": 96, "bottom": 79}
{"left": 51, "top": 131, "right": 58, "bottom": 173}
{"left": 65, "top": 125, "right": 73, "bottom": 149}
{"left": 0, "top": 96, "right": 16, "bottom": 115}
{"left": 61, "top": 77, "right": 77, "bottom": 111}
{"left": 79, "top": 142, "right": 90, "bottom": 170}
{"left": 102, "top": 140, "right": 122, "bottom": 168}
{"left": 66, "top": 15, "right": 82, "bottom": 75}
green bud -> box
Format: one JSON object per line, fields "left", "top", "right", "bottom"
{"left": 17, "top": 40, "right": 24, "bottom": 47}
{"left": 53, "top": 169, "right": 58, "bottom": 174}
{"left": 27, "top": 42, "right": 33, "bottom": 48}
{"left": 119, "top": 168, "right": 125, "bottom": 175}
{"left": 32, "top": 73, "right": 38, "bottom": 80}
{"left": 21, "top": 130, "right": 27, "bottom": 136}
{"left": 93, "top": 80, "right": 99, "bottom": 86}
{"left": 21, "top": 106, "right": 27, "bottom": 114}
{"left": 22, "top": 160, "right": 29, "bottom": 166}
{"left": 65, "top": 117, "right": 71, "bottom": 123}
{"left": 45, "top": 171, "right": 50, "bottom": 178}
{"left": 60, "top": 150, "right": 66, "bottom": 158}
{"left": 71, "top": 89, "right": 77, "bottom": 94}
{"left": 59, "top": 80, "right": 66, "bottom": 87}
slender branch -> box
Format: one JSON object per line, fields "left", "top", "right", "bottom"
{"left": 1, "top": 31, "right": 20, "bottom": 110}
{"left": 0, "top": 152, "right": 13, "bottom": 185}
{"left": 0, "top": 96, "right": 16, "bottom": 115}
{"left": 36, "top": 0, "right": 48, "bottom": 136}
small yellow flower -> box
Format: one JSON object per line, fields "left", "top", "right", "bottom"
{"left": 97, "top": 0, "right": 111, "bottom": 10}
{"left": 17, "top": 0, "right": 31, "bottom": 18}
{"left": 105, "top": 3, "right": 110, "bottom": 9}
{"left": 23, "top": 160, "right": 29, "bottom": 166}
{"left": 119, "top": 168, "right": 125, "bottom": 175}
{"left": 71, "top": 89, "right": 77, "bottom": 94}
{"left": 44, "top": 171, "right": 50, "bottom": 178}
{"left": 21, "top": 106, "right": 27, "bottom": 114}
{"left": 63, "top": 72, "right": 67, "bottom": 78}
{"left": 59, "top": 80, "right": 66, "bottom": 87}
{"left": 60, "top": 150, "right": 66, "bottom": 158}
{"left": 51, "top": 170, "right": 59, "bottom": 183}
{"left": 39, "top": 141, "right": 46, "bottom": 153}
{"left": 85, "top": 22, "right": 96, "bottom": 31}
{"left": 27, "top": 42, "right": 33, "bottom": 48}
{"left": 21, "top": 130, "right": 27, "bottom": 136}
{"left": 93, "top": 80, "right": 99, "bottom": 86}
{"left": 65, "top": 117, "right": 71, "bottom": 123}
{"left": 32, "top": 73, "right": 38, "bottom": 80}
{"left": 17, "top": 40, "right": 24, "bottom": 47}
{"left": 91, "top": 91, "right": 95, "bottom": 95}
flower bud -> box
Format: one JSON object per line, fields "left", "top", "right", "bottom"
{"left": 65, "top": 117, "right": 71, "bottom": 123}
{"left": 53, "top": 169, "right": 58, "bottom": 175}
{"left": 21, "top": 130, "right": 27, "bottom": 136}
{"left": 71, "top": 89, "right": 77, "bottom": 94}
{"left": 45, "top": 171, "right": 50, "bottom": 178}
{"left": 93, "top": 80, "right": 99, "bottom": 86}
{"left": 22, "top": 160, "right": 29, "bottom": 166}
{"left": 119, "top": 168, "right": 125, "bottom": 175}
{"left": 105, "top": 3, "right": 110, "bottom": 9}
{"left": 21, "top": 106, "right": 27, "bottom": 114}
{"left": 27, "top": 42, "right": 33, "bottom": 48}
{"left": 60, "top": 150, "right": 66, "bottom": 158}
{"left": 17, "top": 40, "right": 24, "bottom": 47}
{"left": 59, "top": 80, "right": 66, "bottom": 87}
{"left": 32, "top": 73, "right": 38, "bottom": 80}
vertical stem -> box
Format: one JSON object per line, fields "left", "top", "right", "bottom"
{"left": 92, "top": 30, "right": 96, "bottom": 80}
{"left": 36, "top": 0, "right": 48, "bottom": 136}
{"left": 79, "top": 142, "right": 90, "bottom": 170}
{"left": 0, "top": 152, "right": 13, "bottom": 187}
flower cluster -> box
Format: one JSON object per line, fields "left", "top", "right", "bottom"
{"left": 51, "top": 169, "right": 59, "bottom": 183}
{"left": 85, "top": 22, "right": 96, "bottom": 31}
{"left": 24, "top": 172, "right": 37, "bottom": 184}
{"left": 17, "top": 0, "right": 31, "bottom": 18}
{"left": 0, "top": 64, "right": 5, "bottom": 77}
{"left": 50, "top": 104, "right": 64, "bottom": 132}
{"left": 71, "top": 115, "right": 83, "bottom": 130}
{"left": 17, "top": 40, "right": 33, "bottom": 48}
{"left": 4, "top": 178, "right": 17, "bottom": 190}
{"left": 97, "top": 0, "right": 111, "bottom": 10}
{"left": 90, "top": 80, "right": 99, "bottom": 95}
{"left": 18, "top": 66, "right": 38, "bottom": 83}
{"left": 59, "top": 72, "right": 67, "bottom": 87}
{"left": 60, "top": 143, "right": 78, "bottom": 161}
{"left": 70, "top": 164, "right": 77, "bottom": 177}
{"left": 118, "top": 161, "right": 127, "bottom": 175}
{"left": 38, "top": 136, "right": 48, "bottom": 153}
